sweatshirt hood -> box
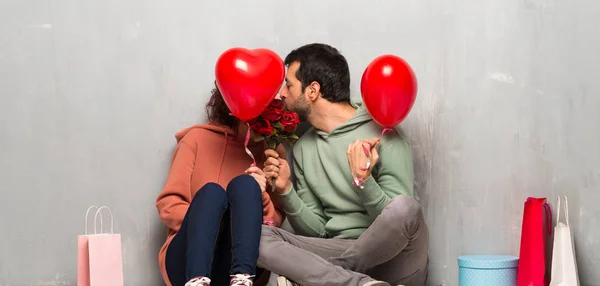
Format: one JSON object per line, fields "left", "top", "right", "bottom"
{"left": 316, "top": 100, "right": 373, "bottom": 138}
{"left": 175, "top": 123, "right": 238, "bottom": 143}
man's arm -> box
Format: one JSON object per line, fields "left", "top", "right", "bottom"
{"left": 279, "top": 151, "right": 328, "bottom": 237}
{"left": 356, "top": 137, "right": 414, "bottom": 219}
{"left": 263, "top": 148, "right": 328, "bottom": 237}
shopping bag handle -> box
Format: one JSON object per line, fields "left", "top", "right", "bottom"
{"left": 543, "top": 202, "right": 553, "bottom": 236}
{"left": 93, "top": 206, "right": 114, "bottom": 234}
{"left": 556, "top": 196, "right": 569, "bottom": 226}
{"left": 84, "top": 205, "right": 104, "bottom": 235}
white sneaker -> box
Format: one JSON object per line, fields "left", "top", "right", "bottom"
{"left": 185, "top": 277, "right": 211, "bottom": 286}
{"left": 230, "top": 274, "right": 254, "bottom": 286}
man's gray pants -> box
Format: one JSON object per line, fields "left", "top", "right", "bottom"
{"left": 257, "top": 195, "right": 429, "bottom": 286}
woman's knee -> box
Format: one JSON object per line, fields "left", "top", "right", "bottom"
{"left": 192, "top": 182, "right": 227, "bottom": 204}
{"left": 226, "top": 174, "right": 261, "bottom": 197}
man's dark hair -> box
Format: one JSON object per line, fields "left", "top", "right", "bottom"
{"left": 284, "top": 43, "right": 351, "bottom": 103}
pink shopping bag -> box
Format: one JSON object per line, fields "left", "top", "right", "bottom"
{"left": 77, "top": 206, "right": 124, "bottom": 286}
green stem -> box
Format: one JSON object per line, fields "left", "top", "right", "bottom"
{"left": 268, "top": 144, "right": 277, "bottom": 192}
{"left": 271, "top": 178, "right": 276, "bottom": 193}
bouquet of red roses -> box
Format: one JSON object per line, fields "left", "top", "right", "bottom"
{"left": 249, "top": 99, "right": 300, "bottom": 150}
{"left": 248, "top": 99, "right": 300, "bottom": 192}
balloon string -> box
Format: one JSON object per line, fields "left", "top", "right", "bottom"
{"left": 381, "top": 127, "right": 393, "bottom": 137}
{"left": 364, "top": 127, "right": 394, "bottom": 167}
{"left": 245, "top": 121, "right": 272, "bottom": 226}
{"left": 244, "top": 122, "right": 256, "bottom": 167}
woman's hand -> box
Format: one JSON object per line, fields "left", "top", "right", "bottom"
{"left": 245, "top": 166, "right": 267, "bottom": 193}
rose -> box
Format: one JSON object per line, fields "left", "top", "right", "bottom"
{"left": 262, "top": 99, "right": 284, "bottom": 121}
{"left": 249, "top": 117, "right": 274, "bottom": 136}
{"left": 269, "top": 99, "right": 285, "bottom": 110}
{"left": 281, "top": 111, "right": 300, "bottom": 133}
{"left": 262, "top": 106, "right": 283, "bottom": 121}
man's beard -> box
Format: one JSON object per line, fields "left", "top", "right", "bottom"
{"left": 286, "top": 97, "right": 311, "bottom": 121}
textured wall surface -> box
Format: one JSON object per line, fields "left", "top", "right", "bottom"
{"left": 1, "top": 0, "right": 599, "bottom": 285}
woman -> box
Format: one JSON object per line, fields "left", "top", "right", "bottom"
{"left": 156, "top": 84, "right": 285, "bottom": 286}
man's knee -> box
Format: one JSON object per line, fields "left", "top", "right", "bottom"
{"left": 385, "top": 195, "right": 422, "bottom": 220}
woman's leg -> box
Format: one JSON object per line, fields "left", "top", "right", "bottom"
{"left": 226, "top": 175, "right": 263, "bottom": 276}
{"left": 209, "top": 210, "right": 233, "bottom": 286}
{"left": 165, "top": 183, "right": 229, "bottom": 285}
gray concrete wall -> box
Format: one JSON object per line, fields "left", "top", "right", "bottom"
{"left": 1, "top": 0, "right": 599, "bottom": 285}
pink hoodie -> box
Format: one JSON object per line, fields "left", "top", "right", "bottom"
{"left": 156, "top": 123, "right": 285, "bottom": 285}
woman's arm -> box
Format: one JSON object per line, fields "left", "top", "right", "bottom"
{"left": 262, "top": 191, "right": 285, "bottom": 227}
{"left": 155, "top": 136, "right": 197, "bottom": 232}
{"left": 260, "top": 144, "right": 287, "bottom": 227}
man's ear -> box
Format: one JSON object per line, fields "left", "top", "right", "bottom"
{"left": 307, "top": 81, "right": 321, "bottom": 102}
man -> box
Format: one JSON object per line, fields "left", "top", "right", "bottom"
{"left": 259, "top": 43, "right": 429, "bottom": 286}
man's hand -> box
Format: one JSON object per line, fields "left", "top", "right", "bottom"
{"left": 245, "top": 166, "right": 267, "bottom": 193}
{"left": 347, "top": 138, "right": 380, "bottom": 180}
{"left": 263, "top": 149, "right": 292, "bottom": 194}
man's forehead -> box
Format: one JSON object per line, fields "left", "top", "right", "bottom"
{"left": 285, "top": 62, "right": 299, "bottom": 81}
{"left": 288, "top": 61, "right": 300, "bottom": 70}
{"left": 284, "top": 72, "right": 293, "bottom": 82}
{"left": 285, "top": 72, "right": 294, "bottom": 80}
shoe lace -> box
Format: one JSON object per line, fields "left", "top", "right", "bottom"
{"left": 230, "top": 274, "right": 254, "bottom": 286}
{"left": 186, "top": 276, "right": 211, "bottom": 286}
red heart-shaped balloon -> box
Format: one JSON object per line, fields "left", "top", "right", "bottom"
{"left": 361, "top": 55, "right": 417, "bottom": 128}
{"left": 215, "top": 48, "right": 285, "bottom": 121}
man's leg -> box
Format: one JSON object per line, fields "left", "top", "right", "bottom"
{"left": 328, "top": 195, "right": 429, "bottom": 286}
{"left": 257, "top": 226, "right": 380, "bottom": 286}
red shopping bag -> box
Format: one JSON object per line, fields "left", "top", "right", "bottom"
{"left": 517, "top": 197, "right": 552, "bottom": 286}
